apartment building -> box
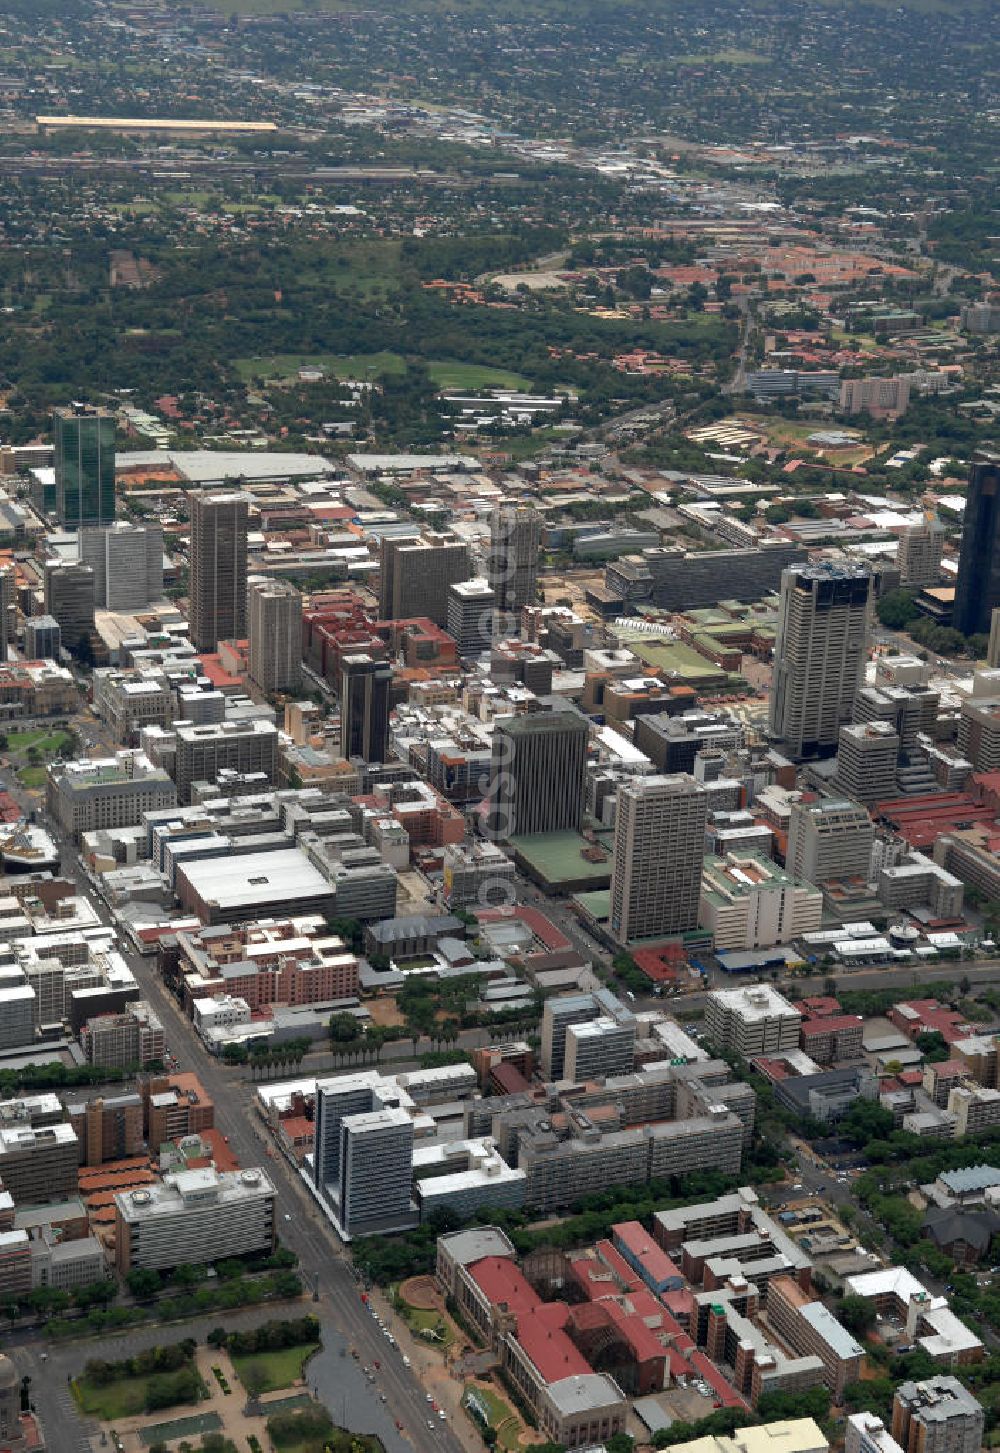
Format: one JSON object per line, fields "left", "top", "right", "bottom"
{"left": 891, "top": 1378, "right": 984, "bottom": 1453}
{"left": 143, "top": 1073, "right": 215, "bottom": 1146}
{"left": 173, "top": 719, "right": 278, "bottom": 804}
{"left": 0, "top": 1120, "right": 78, "bottom": 1205}
{"left": 611, "top": 773, "right": 708, "bottom": 943}
{"left": 836, "top": 722, "right": 900, "bottom": 805}
{"left": 47, "top": 751, "right": 177, "bottom": 839}
{"left": 705, "top": 987, "right": 802, "bottom": 1059}
{"left": 379, "top": 531, "right": 470, "bottom": 628}
{"left": 786, "top": 798, "right": 874, "bottom": 886}
{"left": 79, "top": 1001, "right": 165, "bottom": 1070}
{"left": 948, "top": 1084, "right": 1000, "bottom": 1138}
{"left": 766, "top": 1274, "right": 863, "bottom": 1395}
{"left": 441, "top": 840, "right": 516, "bottom": 909}
{"left": 67, "top": 1093, "right": 144, "bottom": 1167}
{"left": 897, "top": 521, "right": 945, "bottom": 588}
{"left": 840, "top": 376, "right": 911, "bottom": 417}
{"left": 248, "top": 577, "right": 302, "bottom": 694}
{"left": 115, "top": 1166, "right": 275, "bottom": 1271}
{"left": 173, "top": 918, "right": 359, "bottom": 1012}
{"left": 699, "top": 853, "right": 822, "bottom": 951}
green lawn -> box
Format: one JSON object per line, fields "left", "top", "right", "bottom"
{"left": 464, "top": 1383, "right": 522, "bottom": 1449}
{"left": 232, "top": 1342, "right": 319, "bottom": 1393}
{"left": 73, "top": 1371, "right": 205, "bottom": 1422}
{"left": 234, "top": 353, "right": 530, "bottom": 393}
{"left": 6, "top": 729, "right": 71, "bottom": 755}
{"left": 17, "top": 767, "right": 47, "bottom": 789}
{"left": 234, "top": 351, "right": 407, "bottom": 383}
{"left": 397, "top": 1296, "right": 454, "bottom": 1348}
{"left": 426, "top": 359, "right": 530, "bottom": 390}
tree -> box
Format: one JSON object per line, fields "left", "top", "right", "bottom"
{"left": 127, "top": 1268, "right": 162, "bottom": 1300}
{"left": 877, "top": 587, "right": 921, "bottom": 631}
{"left": 839, "top": 1293, "right": 877, "bottom": 1337}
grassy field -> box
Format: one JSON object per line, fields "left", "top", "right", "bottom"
{"left": 234, "top": 351, "right": 406, "bottom": 383}
{"left": 232, "top": 1343, "right": 319, "bottom": 1394}
{"left": 73, "top": 1371, "right": 205, "bottom": 1422}
{"left": 426, "top": 359, "right": 530, "bottom": 390}
{"left": 16, "top": 767, "right": 47, "bottom": 789}
{"left": 234, "top": 352, "right": 530, "bottom": 391}
{"left": 6, "top": 728, "right": 72, "bottom": 754}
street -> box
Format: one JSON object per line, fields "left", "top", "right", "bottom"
{"left": 8, "top": 795, "right": 467, "bottom": 1453}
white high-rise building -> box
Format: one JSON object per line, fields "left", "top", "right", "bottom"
{"left": 770, "top": 562, "right": 872, "bottom": 760}
{"left": 312, "top": 1075, "right": 418, "bottom": 1239}
{"left": 610, "top": 774, "right": 707, "bottom": 943}
{"left": 79, "top": 523, "right": 164, "bottom": 611}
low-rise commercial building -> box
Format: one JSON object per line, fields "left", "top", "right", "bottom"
{"left": 114, "top": 1166, "right": 276, "bottom": 1271}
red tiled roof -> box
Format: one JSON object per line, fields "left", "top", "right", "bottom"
{"left": 516, "top": 1302, "right": 591, "bottom": 1384}
{"left": 468, "top": 1256, "right": 539, "bottom": 1319}
{"left": 594, "top": 1239, "right": 642, "bottom": 1292}
{"left": 800, "top": 1015, "right": 863, "bottom": 1037}
{"left": 613, "top": 1221, "right": 683, "bottom": 1285}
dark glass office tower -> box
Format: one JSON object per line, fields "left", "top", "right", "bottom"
{"left": 954, "top": 457, "right": 1000, "bottom": 637}
{"left": 54, "top": 404, "right": 116, "bottom": 528}
{"left": 340, "top": 653, "right": 392, "bottom": 764}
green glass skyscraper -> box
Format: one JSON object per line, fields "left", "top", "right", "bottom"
{"left": 54, "top": 404, "right": 116, "bottom": 528}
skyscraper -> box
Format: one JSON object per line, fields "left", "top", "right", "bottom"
{"left": 610, "top": 774, "right": 707, "bottom": 943}
{"left": 770, "top": 562, "right": 872, "bottom": 759}
{"left": 79, "top": 522, "right": 164, "bottom": 611}
{"left": 954, "top": 457, "right": 1000, "bottom": 637}
{"left": 43, "top": 560, "right": 95, "bottom": 655}
{"left": 188, "top": 492, "right": 248, "bottom": 652}
{"left": 0, "top": 567, "right": 13, "bottom": 663}
{"left": 488, "top": 708, "right": 588, "bottom": 839}
{"left": 312, "top": 1076, "right": 417, "bottom": 1238}
{"left": 248, "top": 577, "right": 303, "bottom": 694}
{"left": 488, "top": 504, "right": 542, "bottom": 618}
{"left": 447, "top": 578, "right": 495, "bottom": 657}
{"left": 54, "top": 404, "right": 116, "bottom": 529}
{"left": 378, "top": 532, "right": 470, "bottom": 627}
{"left": 896, "top": 518, "right": 944, "bottom": 588}
{"left": 340, "top": 653, "right": 392, "bottom": 763}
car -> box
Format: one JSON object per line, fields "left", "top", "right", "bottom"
{"left": 439, "top": 1410, "right": 448, "bottom": 1421}
{"left": 426, "top": 1394, "right": 434, "bottom": 1403}
{"left": 402, "top": 1355, "right": 411, "bottom": 1367}
{"left": 283, "top": 1213, "right": 292, "bottom": 1221}
{"left": 427, "top": 1421, "right": 435, "bottom": 1431}
{"left": 395, "top": 1421, "right": 404, "bottom": 1432}
{"left": 379, "top": 1393, "right": 387, "bottom": 1403}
